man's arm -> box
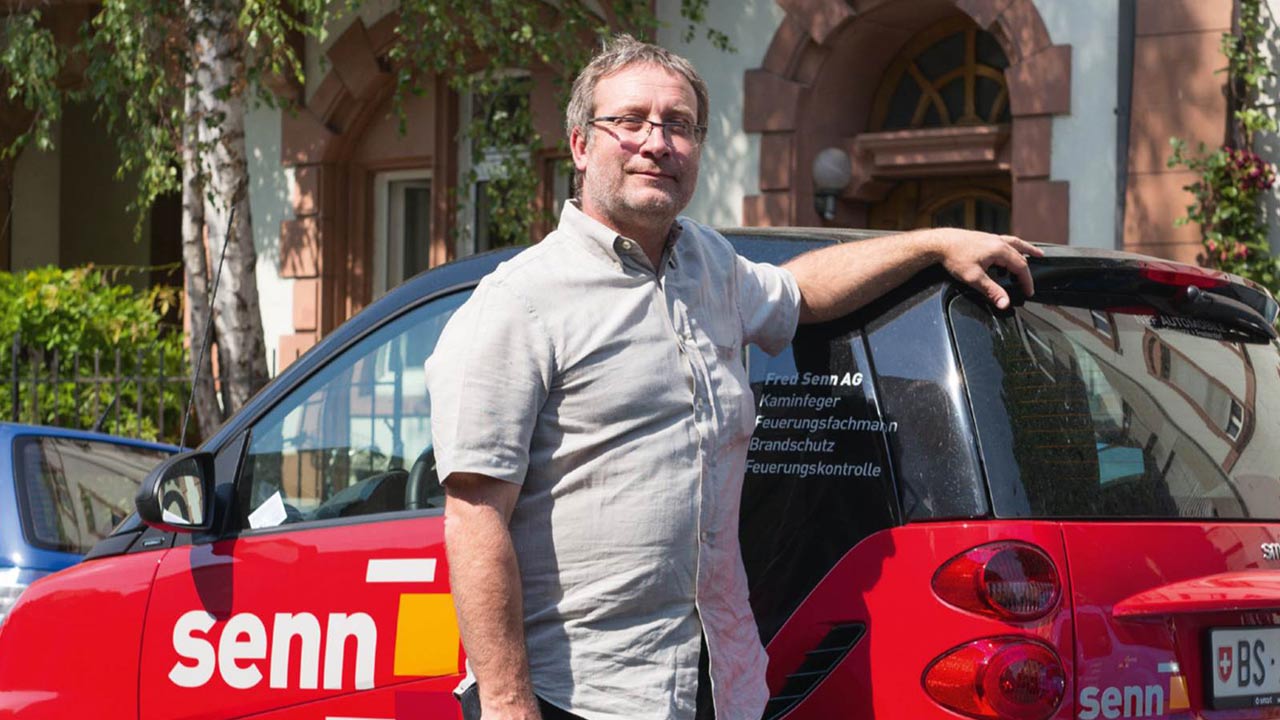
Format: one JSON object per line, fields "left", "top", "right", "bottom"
{"left": 444, "top": 472, "right": 540, "bottom": 720}
{"left": 782, "top": 228, "right": 1043, "bottom": 324}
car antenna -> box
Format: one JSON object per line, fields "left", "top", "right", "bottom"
{"left": 90, "top": 395, "right": 119, "bottom": 433}
{"left": 179, "top": 206, "right": 236, "bottom": 446}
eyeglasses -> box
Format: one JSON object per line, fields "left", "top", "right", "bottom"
{"left": 587, "top": 115, "right": 707, "bottom": 147}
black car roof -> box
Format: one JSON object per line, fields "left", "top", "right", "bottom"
{"left": 203, "top": 228, "right": 1278, "bottom": 451}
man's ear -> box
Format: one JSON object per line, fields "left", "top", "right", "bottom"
{"left": 569, "top": 125, "right": 590, "bottom": 173}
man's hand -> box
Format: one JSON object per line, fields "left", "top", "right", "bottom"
{"left": 930, "top": 229, "right": 1042, "bottom": 310}
{"left": 444, "top": 473, "right": 542, "bottom": 720}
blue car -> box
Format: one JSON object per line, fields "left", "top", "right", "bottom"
{"left": 0, "top": 423, "right": 176, "bottom": 622}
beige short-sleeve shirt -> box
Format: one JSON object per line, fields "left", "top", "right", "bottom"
{"left": 425, "top": 202, "right": 800, "bottom": 720}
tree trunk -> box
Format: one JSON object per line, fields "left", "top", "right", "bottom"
{"left": 191, "top": 0, "right": 269, "bottom": 421}
{"left": 180, "top": 69, "right": 222, "bottom": 442}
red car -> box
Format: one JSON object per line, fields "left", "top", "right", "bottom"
{"left": 1, "top": 231, "right": 1278, "bottom": 720}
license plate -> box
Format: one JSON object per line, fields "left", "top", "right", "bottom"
{"left": 1208, "top": 627, "right": 1280, "bottom": 709}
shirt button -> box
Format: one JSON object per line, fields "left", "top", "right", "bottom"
{"left": 619, "top": 240, "right": 632, "bottom": 251}
{"left": 700, "top": 531, "right": 710, "bottom": 542}
{"left": 694, "top": 398, "right": 703, "bottom": 410}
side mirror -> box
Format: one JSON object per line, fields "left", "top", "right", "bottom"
{"left": 136, "top": 451, "right": 216, "bottom": 533}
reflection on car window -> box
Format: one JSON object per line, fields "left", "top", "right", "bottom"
{"left": 239, "top": 290, "right": 470, "bottom": 529}
{"left": 14, "top": 436, "right": 171, "bottom": 553}
{"left": 952, "top": 297, "right": 1280, "bottom": 520}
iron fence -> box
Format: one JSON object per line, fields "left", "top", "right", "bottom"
{"left": 3, "top": 333, "right": 191, "bottom": 444}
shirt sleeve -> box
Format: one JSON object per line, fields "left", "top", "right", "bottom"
{"left": 735, "top": 255, "right": 801, "bottom": 356}
{"left": 424, "top": 277, "right": 554, "bottom": 486}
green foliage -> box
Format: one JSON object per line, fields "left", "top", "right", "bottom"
{"left": 0, "top": 266, "right": 189, "bottom": 445}
{"left": 1168, "top": 0, "right": 1279, "bottom": 303}
{"left": 0, "top": 0, "right": 330, "bottom": 235}
{"left": 0, "top": 11, "right": 64, "bottom": 158}
{"left": 1169, "top": 139, "right": 1278, "bottom": 292}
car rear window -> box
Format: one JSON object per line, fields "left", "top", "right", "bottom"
{"left": 14, "top": 436, "right": 171, "bottom": 553}
{"left": 951, "top": 296, "right": 1280, "bottom": 520}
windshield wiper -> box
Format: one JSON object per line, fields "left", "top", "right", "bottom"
{"left": 1175, "top": 285, "right": 1278, "bottom": 342}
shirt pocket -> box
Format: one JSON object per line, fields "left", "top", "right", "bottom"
{"left": 704, "top": 325, "right": 756, "bottom": 444}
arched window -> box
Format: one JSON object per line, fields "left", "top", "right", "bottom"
{"left": 925, "top": 190, "right": 1011, "bottom": 234}
{"left": 871, "top": 18, "right": 1011, "bottom": 131}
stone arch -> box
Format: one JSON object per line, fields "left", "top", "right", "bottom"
{"left": 275, "top": 15, "right": 460, "bottom": 363}
{"left": 742, "top": 0, "right": 1070, "bottom": 245}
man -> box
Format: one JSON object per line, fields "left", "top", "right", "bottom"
{"left": 425, "top": 35, "right": 1040, "bottom": 720}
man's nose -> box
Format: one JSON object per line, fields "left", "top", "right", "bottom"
{"left": 638, "top": 122, "right": 672, "bottom": 157}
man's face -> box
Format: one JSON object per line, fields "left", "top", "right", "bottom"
{"left": 571, "top": 63, "right": 701, "bottom": 236}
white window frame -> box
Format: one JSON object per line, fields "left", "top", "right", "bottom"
{"left": 373, "top": 168, "right": 432, "bottom": 298}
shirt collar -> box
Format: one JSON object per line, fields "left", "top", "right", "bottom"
{"left": 558, "top": 200, "right": 682, "bottom": 273}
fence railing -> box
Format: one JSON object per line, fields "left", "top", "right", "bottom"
{"left": 2, "top": 334, "right": 191, "bottom": 445}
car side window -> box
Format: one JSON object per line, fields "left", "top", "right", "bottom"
{"left": 238, "top": 290, "right": 471, "bottom": 529}
{"left": 14, "top": 436, "right": 173, "bottom": 553}
{"left": 740, "top": 318, "right": 898, "bottom": 644}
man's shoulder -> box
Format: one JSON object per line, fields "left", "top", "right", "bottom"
{"left": 484, "top": 234, "right": 572, "bottom": 286}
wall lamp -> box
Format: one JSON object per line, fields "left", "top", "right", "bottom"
{"left": 812, "top": 147, "right": 852, "bottom": 222}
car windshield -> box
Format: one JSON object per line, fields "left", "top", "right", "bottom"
{"left": 951, "top": 295, "right": 1280, "bottom": 520}
{"left": 14, "top": 436, "right": 172, "bottom": 553}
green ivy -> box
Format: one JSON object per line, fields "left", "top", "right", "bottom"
{"left": 1168, "top": 0, "right": 1279, "bottom": 304}
{"left": 0, "top": 267, "right": 189, "bottom": 445}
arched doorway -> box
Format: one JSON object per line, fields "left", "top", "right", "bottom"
{"left": 866, "top": 17, "right": 1012, "bottom": 234}
{"left": 742, "top": 0, "right": 1070, "bottom": 245}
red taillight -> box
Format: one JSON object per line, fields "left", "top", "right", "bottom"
{"left": 932, "top": 542, "right": 1060, "bottom": 621}
{"left": 923, "top": 637, "right": 1065, "bottom": 720}
{"left": 1140, "top": 264, "right": 1228, "bottom": 289}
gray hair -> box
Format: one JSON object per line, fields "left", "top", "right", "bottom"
{"left": 565, "top": 34, "right": 709, "bottom": 195}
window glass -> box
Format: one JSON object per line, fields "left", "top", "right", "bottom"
{"left": 929, "top": 196, "right": 1010, "bottom": 235}
{"left": 740, "top": 320, "right": 897, "bottom": 643}
{"left": 873, "top": 22, "right": 1011, "bottom": 131}
{"left": 396, "top": 180, "right": 432, "bottom": 281}
{"left": 952, "top": 297, "right": 1280, "bottom": 519}
{"left": 548, "top": 157, "right": 573, "bottom": 214}
{"left": 14, "top": 436, "right": 171, "bottom": 553}
{"left": 373, "top": 171, "right": 432, "bottom": 298}
{"left": 458, "top": 75, "right": 532, "bottom": 257}
{"left": 239, "top": 290, "right": 471, "bottom": 529}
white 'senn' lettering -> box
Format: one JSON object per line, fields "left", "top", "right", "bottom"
{"left": 1078, "top": 684, "right": 1164, "bottom": 719}
{"left": 169, "top": 610, "right": 377, "bottom": 691}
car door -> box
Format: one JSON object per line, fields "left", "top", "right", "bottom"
{"left": 137, "top": 289, "right": 472, "bottom": 720}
